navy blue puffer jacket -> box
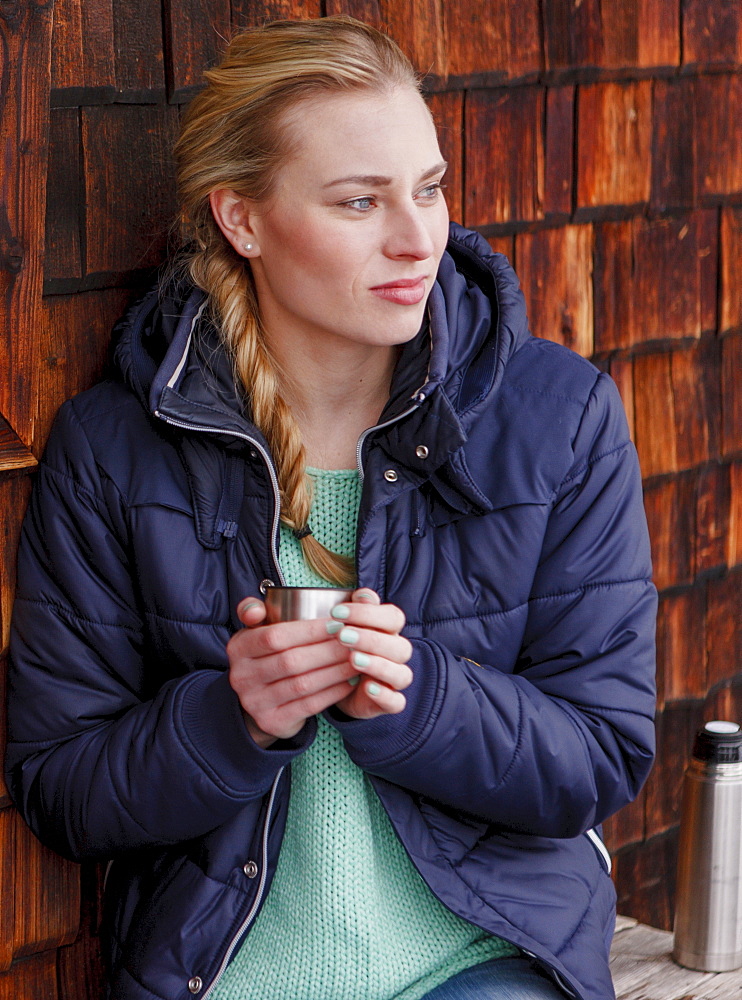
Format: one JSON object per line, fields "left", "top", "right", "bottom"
{"left": 6, "top": 225, "right": 656, "bottom": 1000}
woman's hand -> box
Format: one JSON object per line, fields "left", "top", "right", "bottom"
{"left": 226, "top": 600, "right": 359, "bottom": 749}
{"left": 331, "top": 589, "right": 413, "bottom": 720}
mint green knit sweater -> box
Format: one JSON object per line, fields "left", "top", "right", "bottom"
{"left": 212, "top": 468, "right": 516, "bottom": 1000}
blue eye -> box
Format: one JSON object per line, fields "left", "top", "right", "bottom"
{"left": 418, "top": 182, "right": 445, "bottom": 200}
{"left": 344, "top": 196, "right": 375, "bottom": 212}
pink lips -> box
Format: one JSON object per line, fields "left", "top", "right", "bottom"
{"left": 370, "top": 277, "right": 427, "bottom": 305}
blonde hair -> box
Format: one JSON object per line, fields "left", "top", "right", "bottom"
{"left": 174, "top": 17, "right": 420, "bottom": 586}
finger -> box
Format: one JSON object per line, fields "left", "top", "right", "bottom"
{"left": 342, "top": 680, "right": 407, "bottom": 718}
{"left": 236, "top": 597, "right": 267, "bottom": 626}
{"left": 248, "top": 617, "right": 340, "bottom": 657}
{"left": 334, "top": 625, "right": 412, "bottom": 664}
{"left": 351, "top": 588, "right": 380, "bottom": 605}
{"left": 253, "top": 676, "right": 359, "bottom": 737}
{"left": 329, "top": 601, "right": 406, "bottom": 635}
{"left": 348, "top": 650, "right": 413, "bottom": 691}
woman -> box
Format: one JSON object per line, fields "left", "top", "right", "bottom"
{"left": 5, "top": 17, "right": 656, "bottom": 1000}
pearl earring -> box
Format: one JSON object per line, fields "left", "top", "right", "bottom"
{"left": 243, "top": 243, "right": 253, "bottom": 251}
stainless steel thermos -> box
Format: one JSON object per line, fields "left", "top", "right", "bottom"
{"left": 673, "top": 720, "right": 742, "bottom": 971}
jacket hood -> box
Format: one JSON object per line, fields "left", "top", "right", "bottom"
{"left": 112, "top": 223, "right": 531, "bottom": 437}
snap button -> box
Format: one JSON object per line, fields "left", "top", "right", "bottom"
{"left": 188, "top": 976, "right": 203, "bottom": 994}
{"left": 243, "top": 860, "right": 259, "bottom": 878}
{"left": 414, "top": 392, "right": 425, "bottom": 402}
{"left": 383, "top": 469, "right": 398, "bottom": 483}
{"left": 415, "top": 445, "right": 429, "bottom": 459}
{"left": 259, "top": 579, "right": 274, "bottom": 595}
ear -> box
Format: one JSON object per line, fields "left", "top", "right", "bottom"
{"left": 209, "top": 189, "right": 260, "bottom": 257}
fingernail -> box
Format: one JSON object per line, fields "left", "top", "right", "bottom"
{"left": 339, "top": 627, "right": 359, "bottom": 645}
{"left": 239, "top": 600, "right": 261, "bottom": 614}
{"left": 367, "top": 683, "right": 381, "bottom": 696}
{"left": 352, "top": 651, "right": 370, "bottom": 669}
{"left": 355, "top": 590, "right": 375, "bottom": 602}
{"left": 347, "top": 675, "right": 361, "bottom": 686}
{"left": 331, "top": 605, "right": 350, "bottom": 620}
{"left": 325, "top": 620, "right": 343, "bottom": 635}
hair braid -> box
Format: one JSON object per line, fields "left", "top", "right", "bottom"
{"left": 174, "top": 16, "right": 420, "bottom": 586}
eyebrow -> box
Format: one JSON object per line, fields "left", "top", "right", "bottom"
{"left": 322, "top": 160, "right": 448, "bottom": 189}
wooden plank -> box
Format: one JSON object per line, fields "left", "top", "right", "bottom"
{"left": 443, "top": 0, "right": 541, "bottom": 81}
{"left": 651, "top": 78, "right": 697, "bottom": 213}
{"left": 695, "top": 74, "right": 742, "bottom": 201}
{"left": 12, "top": 812, "right": 80, "bottom": 960}
{"left": 51, "top": 0, "right": 116, "bottom": 91}
{"left": 612, "top": 829, "right": 679, "bottom": 931}
{"left": 465, "top": 87, "right": 544, "bottom": 226}
{"left": 655, "top": 589, "right": 707, "bottom": 706}
{"left": 607, "top": 358, "right": 635, "bottom": 442}
{"left": 0, "top": 810, "right": 16, "bottom": 971}
{"left": 642, "top": 476, "right": 695, "bottom": 590}
{"left": 112, "top": 0, "right": 165, "bottom": 97}
{"left": 695, "top": 462, "right": 731, "bottom": 576}
{"left": 594, "top": 213, "right": 715, "bottom": 351}
{"left": 44, "top": 109, "right": 83, "bottom": 285}
{"left": 593, "top": 221, "right": 633, "bottom": 352}
{"left": 82, "top": 104, "right": 180, "bottom": 276}
{"left": 163, "top": 0, "right": 230, "bottom": 101}
{"left": 576, "top": 81, "right": 652, "bottom": 210}
{"left": 0, "top": 950, "right": 58, "bottom": 999}
{"left": 0, "top": 476, "right": 32, "bottom": 661}
{"left": 56, "top": 864, "right": 107, "bottom": 1000}
{"left": 706, "top": 570, "right": 742, "bottom": 690}
{"left": 543, "top": 0, "right": 606, "bottom": 71}
{"left": 516, "top": 225, "right": 594, "bottom": 357}
{"left": 0, "top": 416, "right": 36, "bottom": 476}
{"left": 427, "top": 92, "right": 463, "bottom": 226}
{"left": 544, "top": 86, "right": 574, "bottom": 218}
{"left": 721, "top": 208, "right": 742, "bottom": 334}
{"left": 602, "top": 791, "right": 645, "bottom": 854}
{"left": 37, "top": 290, "right": 132, "bottom": 447}
{"left": 324, "top": 0, "right": 382, "bottom": 25}
{"left": 683, "top": 0, "right": 742, "bottom": 68}
{"left": 635, "top": 0, "right": 680, "bottom": 68}
{"left": 633, "top": 354, "right": 678, "bottom": 478}
{"left": 721, "top": 334, "right": 742, "bottom": 458}
{"left": 670, "top": 340, "right": 720, "bottom": 471}
{"left": 232, "top": 0, "right": 322, "bottom": 31}
{"left": 543, "top": 0, "right": 678, "bottom": 72}
{"left": 730, "top": 461, "right": 742, "bottom": 569}
{"left": 0, "top": 1, "right": 53, "bottom": 445}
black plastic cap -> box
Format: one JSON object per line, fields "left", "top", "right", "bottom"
{"left": 693, "top": 721, "right": 742, "bottom": 764}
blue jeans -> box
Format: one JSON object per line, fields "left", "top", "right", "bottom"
{"left": 417, "top": 957, "right": 569, "bottom": 999}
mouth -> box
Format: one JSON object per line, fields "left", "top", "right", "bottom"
{"left": 370, "top": 277, "right": 428, "bottom": 306}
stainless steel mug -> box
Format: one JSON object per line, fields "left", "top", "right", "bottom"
{"left": 673, "top": 720, "right": 742, "bottom": 971}
{"left": 263, "top": 586, "right": 353, "bottom": 623}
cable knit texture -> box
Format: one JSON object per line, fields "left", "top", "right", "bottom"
{"left": 212, "top": 467, "right": 516, "bottom": 1000}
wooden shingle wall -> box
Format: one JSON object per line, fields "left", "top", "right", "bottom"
{"left": 0, "top": 0, "right": 740, "bottom": 994}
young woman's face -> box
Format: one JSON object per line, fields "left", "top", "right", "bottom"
{"left": 245, "top": 86, "right": 450, "bottom": 354}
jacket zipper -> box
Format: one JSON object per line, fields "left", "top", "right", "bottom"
{"left": 355, "top": 394, "right": 426, "bottom": 481}
{"left": 201, "top": 768, "right": 284, "bottom": 1000}
{"left": 152, "top": 411, "right": 286, "bottom": 586}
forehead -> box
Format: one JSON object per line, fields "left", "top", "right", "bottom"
{"left": 278, "top": 87, "right": 441, "bottom": 181}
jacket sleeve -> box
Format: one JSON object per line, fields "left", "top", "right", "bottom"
{"left": 5, "top": 401, "right": 308, "bottom": 861}
{"left": 332, "top": 373, "right": 657, "bottom": 838}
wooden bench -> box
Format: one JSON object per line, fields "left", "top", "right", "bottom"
{"left": 610, "top": 915, "right": 742, "bottom": 999}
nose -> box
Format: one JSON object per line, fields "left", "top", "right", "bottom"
{"left": 383, "top": 201, "right": 439, "bottom": 261}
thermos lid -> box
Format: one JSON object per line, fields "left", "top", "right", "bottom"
{"left": 693, "top": 721, "right": 742, "bottom": 763}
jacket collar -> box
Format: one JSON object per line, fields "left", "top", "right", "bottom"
{"left": 114, "top": 225, "right": 531, "bottom": 520}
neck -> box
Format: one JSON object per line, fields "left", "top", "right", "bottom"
{"left": 266, "top": 338, "right": 398, "bottom": 470}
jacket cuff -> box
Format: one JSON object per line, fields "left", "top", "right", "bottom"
{"left": 328, "top": 639, "right": 444, "bottom": 767}
{"left": 177, "top": 670, "right": 314, "bottom": 796}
